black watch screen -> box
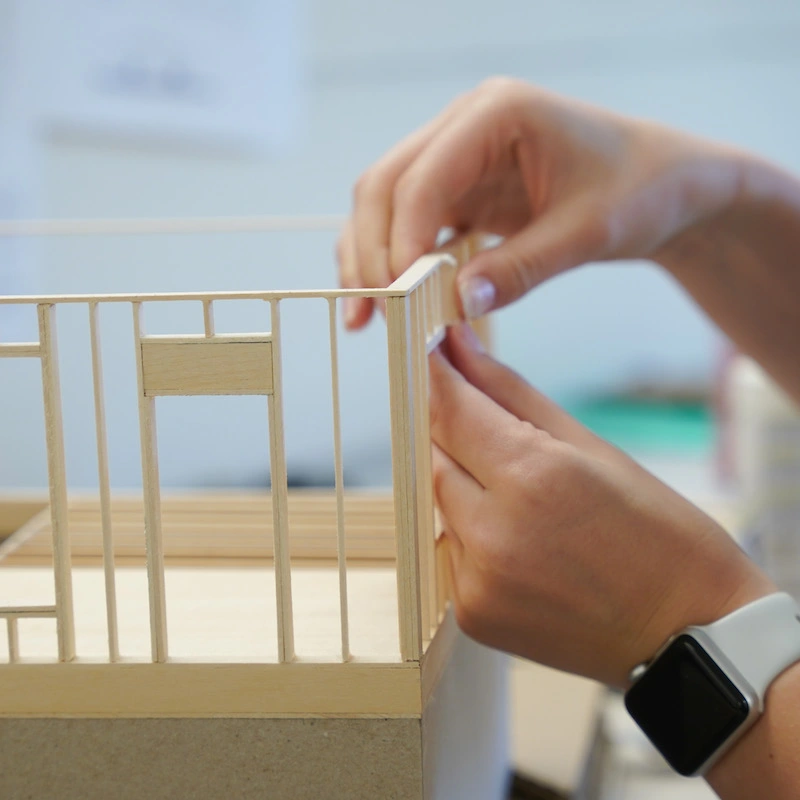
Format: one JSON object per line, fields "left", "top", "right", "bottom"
{"left": 624, "top": 634, "right": 750, "bottom": 776}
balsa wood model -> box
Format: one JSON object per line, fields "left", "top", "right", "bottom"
{"left": 0, "top": 227, "right": 508, "bottom": 800}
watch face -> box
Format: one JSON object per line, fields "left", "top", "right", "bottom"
{"left": 625, "top": 635, "right": 750, "bottom": 776}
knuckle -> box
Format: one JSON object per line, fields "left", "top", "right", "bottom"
{"left": 507, "top": 249, "right": 541, "bottom": 297}
{"left": 392, "top": 173, "right": 425, "bottom": 210}
{"left": 580, "top": 202, "right": 615, "bottom": 257}
{"left": 522, "top": 440, "right": 574, "bottom": 497}
{"left": 499, "top": 429, "right": 568, "bottom": 500}
{"left": 353, "top": 171, "right": 378, "bottom": 205}
{"left": 478, "top": 75, "right": 523, "bottom": 98}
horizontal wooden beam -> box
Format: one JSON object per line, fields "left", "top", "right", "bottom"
{"left": 0, "top": 343, "right": 40, "bottom": 358}
{"left": 0, "top": 605, "right": 57, "bottom": 618}
{"left": 0, "top": 662, "right": 422, "bottom": 718}
{"left": 141, "top": 338, "right": 274, "bottom": 397}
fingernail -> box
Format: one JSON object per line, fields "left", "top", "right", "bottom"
{"left": 458, "top": 277, "right": 495, "bottom": 319}
{"left": 460, "top": 323, "right": 486, "bottom": 354}
{"left": 343, "top": 297, "right": 359, "bottom": 327}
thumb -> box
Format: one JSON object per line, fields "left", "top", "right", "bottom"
{"left": 456, "top": 201, "right": 608, "bottom": 316}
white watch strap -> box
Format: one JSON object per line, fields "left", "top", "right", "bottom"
{"left": 691, "top": 592, "right": 800, "bottom": 698}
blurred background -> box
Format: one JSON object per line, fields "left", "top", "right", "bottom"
{"left": 1, "top": 0, "right": 799, "bottom": 494}
{"left": 3, "top": 4, "right": 800, "bottom": 798}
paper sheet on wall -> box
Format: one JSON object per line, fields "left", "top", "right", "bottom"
{"left": 15, "top": 0, "right": 301, "bottom": 150}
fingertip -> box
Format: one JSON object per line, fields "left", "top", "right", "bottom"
{"left": 443, "top": 324, "right": 488, "bottom": 381}
{"left": 449, "top": 322, "right": 486, "bottom": 355}
{"left": 343, "top": 297, "right": 374, "bottom": 330}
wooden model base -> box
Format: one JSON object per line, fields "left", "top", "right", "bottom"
{"left": 0, "top": 493, "right": 509, "bottom": 799}
{"left": 0, "top": 238, "right": 509, "bottom": 797}
{"left": 0, "top": 613, "right": 508, "bottom": 800}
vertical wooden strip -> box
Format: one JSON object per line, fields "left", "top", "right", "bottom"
{"left": 202, "top": 300, "right": 215, "bottom": 338}
{"left": 37, "top": 303, "right": 75, "bottom": 662}
{"left": 89, "top": 303, "right": 119, "bottom": 662}
{"left": 268, "top": 299, "right": 295, "bottom": 663}
{"left": 7, "top": 618, "right": 19, "bottom": 664}
{"left": 425, "top": 272, "right": 434, "bottom": 337}
{"left": 386, "top": 295, "right": 422, "bottom": 662}
{"left": 328, "top": 299, "right": 350, "bottom": 661}
{"left": 440, "top": 257, "right": 460, "bottom": 324}
{"left": 132, "top": 303, "right": 168, "bottom": 663}
{"left": 432, "top": 266, "right": 443, "bottom": 334}
{"left": 436, "top": 532, "right": 450, "bottom": 621}
{"left": 410, "top": 289, "right": 431, "bottom": 645}
{"left": 417, "top": 286, "right": 439, "bottom": 638}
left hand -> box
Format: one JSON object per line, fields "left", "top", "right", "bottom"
{"left": 430, "top": 324, "right": 774, "bottom": 686}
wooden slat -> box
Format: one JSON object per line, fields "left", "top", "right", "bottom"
{"left": 7, "top": 618, "right": 18, "bottom": 663}
{"left": 328, "top": 298, "right": 350, "bottom": 661}
{"left": 416, "top": 288, "right": 439, "bottom": 641}
{"left": 386, "top": 296, "right": 422, "bottom": 662}
{"left": 0, "top": 605, "right": 57, "bottom": 618}
{"left": 0, "top": 662, "right": 421, "bottom": 718}
{"left": 268, "top": 299, "right": 294, "bottom": 662}
{"left": 410, "top": 289, "right": 431, "bottom": 645}
{"left": 38, "top": 304, "right": 75, "bottom": 663}
{"left": 202, "top": 300, "right": 215, "bottom": 337}
{"left": 0, "top": 342, "right": 40, "bottom": 358}
{"left": 133, "top": 303, "right": 168, "bottom": 663}
{"left": 89, "top": 303, "right": 119, "bottom": 662}
{"left": 0, "top": 493, "right": 399, "bottom": 566}
{"left": 141, "top": 338, "right": 273, "bottom": 396}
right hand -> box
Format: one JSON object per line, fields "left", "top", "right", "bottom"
{"left": 338, "top": 77, "right": 745, "bottom": 328}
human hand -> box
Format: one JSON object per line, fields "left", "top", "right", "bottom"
{"left": 338, "top": 77, "right": 743, "bottom": 330}
{"left": 430, "top": 324, "right": 774, "bottom": 686}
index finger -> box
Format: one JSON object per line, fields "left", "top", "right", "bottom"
{"left": 389, "top": 95, "right": 503, "bottom": 278}
{"left": 348, "top": 92, "right": 475, "bottom": 298}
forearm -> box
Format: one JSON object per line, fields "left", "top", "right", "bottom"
{"left": 657, "top": 155, "right": 800, "bottom": 402}
{"left": 707, "top": 661, "right": 800, "bottom": 798}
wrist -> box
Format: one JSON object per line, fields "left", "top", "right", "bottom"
{"left": 624, "top": 541, "right": 776, "bottom": 687}
{"left": 707, "top": 659, "right": 800, "bottom": 799}
{"left": 651, "top": 144, "right": 751, "bottom": 274}
{"left": 654, "top": 148, "right": 800, "bottom": 278}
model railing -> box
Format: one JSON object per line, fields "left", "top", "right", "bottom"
{"left": 0, "top": 234, "right": 477, "bottom": 666}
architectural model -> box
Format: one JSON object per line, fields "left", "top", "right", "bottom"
{"left": 0, "top": 230, "right": 508, "bottom": 799}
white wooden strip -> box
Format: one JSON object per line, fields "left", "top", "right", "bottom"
{"left": 132, "top": 303, "right": 169, "bottom": 663}
{"left": 141, "top": 334, "right": 270, "bottom": 345}
{"left": 411, "top": 289, "right": 432, "bottom": 645}
{"left": 0, "top": 343, "right": 40, "bottom": 358}
{"left": 387, "top": 253, "right": 457, "bottom": 294}
{"left": 202, "top": 300, "right": 215, "bottom": 338}
{"left": 0, "top": 287, "right": 406, "bottom": 306}
{"left": 386, "top": 295, "right": 422, "bottom": 662}
{"left": 425, "top": 327, "right": 446, "bottom": 354}
{"left": 328, "top": 298, "right": 350, "bottom": 662}
{"left": 417, "top": 288, "right": 439, "bottom": 640}
{"left": 7, "top": 618, "right": 19, "bottom": 663}
{"left": 89, "top": 303, "right": 120, "bottom": 663}
{"left": 267, "top": 299, "right": 295, "bottom": 663}
{"left": 37, "top": 304, "right": 76, "bottom": 662}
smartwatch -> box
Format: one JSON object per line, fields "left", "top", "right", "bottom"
{"left": 624, "top": 592, "right": 800, "bottom": 777}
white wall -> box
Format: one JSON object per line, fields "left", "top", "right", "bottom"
{"left": 2, "top": 0, "right": 800, "bottom": 489}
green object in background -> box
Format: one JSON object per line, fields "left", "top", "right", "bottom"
{"left": 563, "top": 399, "right": 714, "bottom": 454}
